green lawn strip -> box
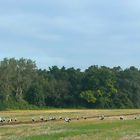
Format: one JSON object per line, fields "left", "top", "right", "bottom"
{"left": 21, "top": 119, "right": 140, "bottom": 140}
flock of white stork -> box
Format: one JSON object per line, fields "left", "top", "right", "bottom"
{"left": 0, "top": 114, "right": 139, "bottom": 125}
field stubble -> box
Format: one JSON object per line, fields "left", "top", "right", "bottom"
{"left": 0, "top": 109, "right": 140, "bottom": 140}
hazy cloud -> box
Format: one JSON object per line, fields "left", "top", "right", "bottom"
{"left": 0, "top": 0, "right": 140, "bottom": 69}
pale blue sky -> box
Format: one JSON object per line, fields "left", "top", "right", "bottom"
{"left": 0, "top": 0, "right": 140, "bottom": 69}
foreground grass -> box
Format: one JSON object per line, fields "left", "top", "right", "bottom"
{"left": 0, "top": 119, "right": 140, "bottom": 140}
{"left": 22, "top": 119, "right": 140, "bottom": 140}
{"left": 0, "top": 109, "right": 140, "bottom": 140}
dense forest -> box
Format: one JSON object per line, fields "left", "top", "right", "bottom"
{"left": 0, "top": 58, "right": 140, "bottom": 110}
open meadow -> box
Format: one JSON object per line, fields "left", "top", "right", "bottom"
{"left": 0, "top": 109, "right": 140, "bottom": 140}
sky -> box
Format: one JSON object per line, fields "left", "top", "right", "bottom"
{"left": 0, "top": 0, "right": 140, "bottom": 70}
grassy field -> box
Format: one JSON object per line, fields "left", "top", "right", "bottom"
{"left": 0, "top": 109, "right": 140, "bottom": 140}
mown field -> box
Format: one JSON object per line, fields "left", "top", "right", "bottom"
{"left": 0, "top": 109, "right": 140, "bottom": 140}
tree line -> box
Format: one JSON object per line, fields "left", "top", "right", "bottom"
{"left": 0, "top": 58, "right": 140, "bottom": 110}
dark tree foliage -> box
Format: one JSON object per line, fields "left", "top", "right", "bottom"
{"left": 0, "top": 58, "right": 140, "bottom": 110}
